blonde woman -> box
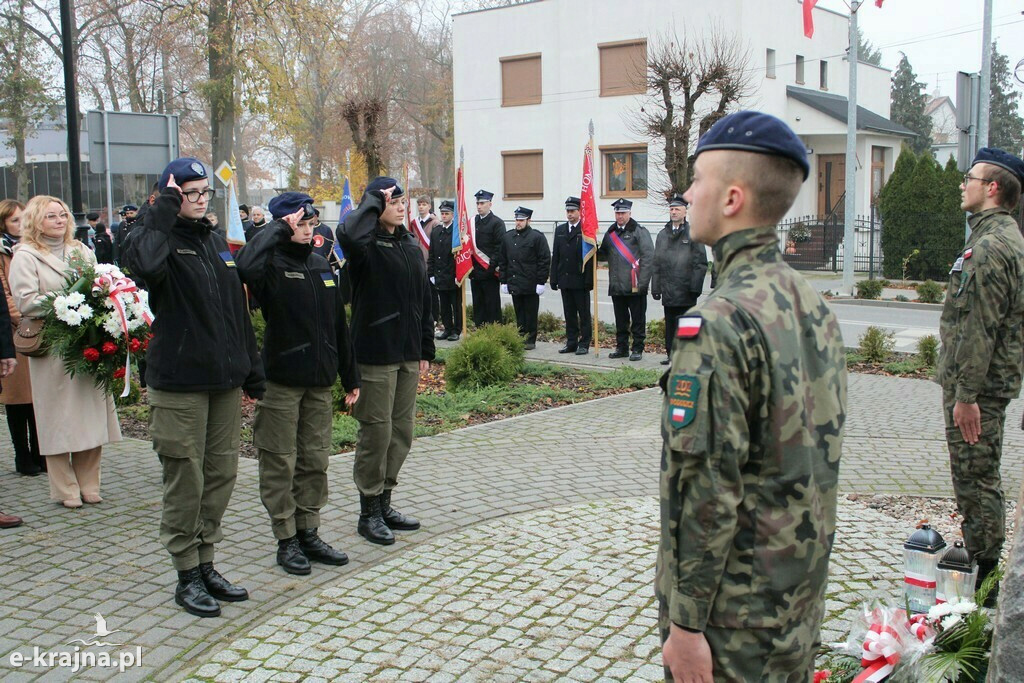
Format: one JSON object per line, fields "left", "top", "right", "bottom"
{"left": 8, "top": 196, "right": 121, "bottom": 508}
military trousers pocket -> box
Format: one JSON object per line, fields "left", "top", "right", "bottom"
{"left": 148, "top": 389, "right": 202, "bottom": 460}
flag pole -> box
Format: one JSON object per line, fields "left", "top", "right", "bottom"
{"left": 460, "top": 146, "right": 468, "bottom": 337}
{"left": 589, "top": 120, "right": 599, "bottom": 357}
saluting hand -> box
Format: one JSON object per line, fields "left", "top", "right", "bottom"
{"left": 282, "top": 207, "right": 304, "bottom": 232}
{"left": 379, "top": 186, "right": 397, "bottom": 204}
{"left": 165, "top": 173, "right": 182, "bottom": 198}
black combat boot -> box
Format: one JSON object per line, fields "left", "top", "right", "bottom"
{"left": 358, "top": 494, "right": 395, "bottom": 545}
{"left": 379, "top": 490, "right": 421, "bottom": 531}
{"left": 276, "top": 536, "right": 312, "bottom": 575}
{"left": 199, "top": 562, "right": 249, "bottom": 602}
{"left": 175, "top": 567, "right": 221, "bottom": 618}
{"left": 608, "top": 348, "right": 628, "bottom": 359}
{"left": 297, "top": 528, "right": 349, "bottom": 566}
{"left": 976, "top": 560, "right": 999, "bottom": 608}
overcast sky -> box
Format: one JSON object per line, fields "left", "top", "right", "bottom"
{"left": 819, "top": 0, "right": 1024, "bottom": 102}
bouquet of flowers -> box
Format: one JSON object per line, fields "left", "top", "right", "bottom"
{"left": 38, "top": 254, "right": 153, "bottom": 396}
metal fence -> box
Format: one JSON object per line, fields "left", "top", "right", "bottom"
{"left": 776, "top": 211, "right": 883, "bottom": 275}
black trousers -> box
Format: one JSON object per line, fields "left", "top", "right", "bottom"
{"left": 663, "top": 303, "right": 696, "bottom": 356}
{"left": 511, "top": 294, "right": 540, "bottom": 343}
{"left": 438, "top": 288, "right": 463, "bottom": 333}
{"left": 560, "top": 288, "right": 592, "bottom": 349}
{"left": 471, "top": 277, "right": 502, "bottom": 326}
{"left": 430, "top": 283, "right": 441, "bottom": 328}
{"left": 5, "top": 402, "right": 43, "bottom": 473}
{"left": 612, "top": 295, "right": 647, "bottom": 352}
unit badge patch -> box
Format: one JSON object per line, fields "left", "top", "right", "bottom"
{"left": 667, "top": 373, "right": 700, "bottom": 429}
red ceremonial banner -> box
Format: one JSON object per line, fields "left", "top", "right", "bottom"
{"left": 803, "top": 0, "right": 819, "bottom": 38}
{"left": 580, "top": 139, "right": 599, "bottom": 268}
{"left": 454, "top": 164, "right": 474, "bottom": 286}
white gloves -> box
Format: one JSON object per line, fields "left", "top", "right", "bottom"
{"left": 429, "top": 277, "right": 435, "bottom": 285}
{"left": 536, "top": 284, "right": 546, "bottom": 295}
{"left": 501, "top": 284, "right": 509, "bottom": 295}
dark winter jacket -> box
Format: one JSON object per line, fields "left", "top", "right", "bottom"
{"left": 122, "top": 188, "right": 265, "bottom": 396}
{"left": 497, "top": 225, "right": 550, "bottom": 295}
{"left": 235, "top": 220, "right": 359, "bottom": 391}
{"left": 598, "top": 219, "right": 655, "bottom": 296}
{"left": 336, "top": 191, "right": 435, "bottom": 365}
{"left": 470, "top": 212, "right": 505, "bottom": 280}
{"left": 93, "top": 228, "right": 114, "bottom": 264}
{"left": 427, "top": 222, "right": 458, "bottom": 290}
{"left": 550, "top": 221, "right": 594, "bottom": 291}
{"left": 651, "top": 221, "right": 709, "bottom": 307}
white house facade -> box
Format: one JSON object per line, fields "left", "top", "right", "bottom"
{"left": 452, "top": 0, "right": 912, "bottom": 230}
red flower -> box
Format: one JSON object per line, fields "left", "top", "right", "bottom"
{"left": 101, "top": 341, "right": 118, "bottom": 355}
{"left": 128, "top": 338, "right": 142, "bottom": 353}
{"left": 113, "top": 367, "right": 126, "bottom": 379}
{"left": 813, "top": 672, "right": 832, "bottom": 683}
{"left": 83, "top": 348, "right": 101, "bottom": 362}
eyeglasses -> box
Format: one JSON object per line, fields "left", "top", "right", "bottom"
{"left": 182, "top": 188, "right": 215, "bottom": 203}
{"left": 963, "top": 174, "right": 994, "bottom": 185}
{"left": 44, "top": 212, "right": 70, "bottom": 221}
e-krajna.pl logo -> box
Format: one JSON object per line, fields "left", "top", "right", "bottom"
{"left": 7, "top": 613, "right": 142, "bottom": 674}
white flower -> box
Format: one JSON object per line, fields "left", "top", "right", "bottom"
{"left": 76, "top": 304, "right": 93, "bottom": 320}
{"left": 94, "top": 264, "right": 117, "bottom": 275}
{"left": 928, "top": 603, "right": 955, "bottom": 621}
{"left": 62, "top": 309, "right": 83, "bottom": 326}
{"left": 950, "top": 599, "right": 977, "bottom": 615}
{"left": 65, "top": 291, "right": 85, "bottom": 307}
{"left": 102, "top": 315, "right": 124, "bottom": 338}
{"left": 941, "top": 614, "right": 963, "bottom": 630}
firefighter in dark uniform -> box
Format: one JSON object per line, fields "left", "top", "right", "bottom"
{"left": 236, "top": 191, "right": 361, "bottom": 576}
{"left": 427, "top": 200, "right": 461, "bottom": 340}
{"left": 470, "top": 189, "right": 505, "bottom": 326}
{"left": 599, "top": 198, "right": 654, "bottom": 361}
{"left": 497, "top": 206, "right": 550, "bottom": 349}
{"left": 123, "top": 157, "right": 265, "bottom": 618}
{"left": 652, "top": 193, "right": 708, "bottom": 365}
{"left": 336, "top": 177, "right": 434, "bottom": 546}
{"left": 550, "top": 196, "right": 594, "bottom": 355}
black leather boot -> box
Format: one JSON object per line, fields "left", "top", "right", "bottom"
{"left": 276, "top": 536, "right": 311, "bottom": 575}
{"left": 199, "top": 562, "right": 249, "bottom": 602}
{"left": 297, "top": 528, "right": 349, "bottom": 566}
{"left": 380, "top": 490, "right": 421, "bottom": 531}
{"left": 358, "top": 494, "right": 395, "bottom": 545}
{"left": 175, "top": 567, "right": 221, "bottom": 618}
{"left": 976, "top": 560, "right": 999, "bottom": 607}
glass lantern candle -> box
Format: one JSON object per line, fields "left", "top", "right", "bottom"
{"left": 904, "top": 523, "right": 946, "bottom": 613}
{"left": 936, "top": 540, "right": 978, "bottom": 604}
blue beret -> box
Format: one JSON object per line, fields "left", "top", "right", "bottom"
{"left": 474, "top": 189, "right": 494, "bottom": 202}
{"left": 972, "top": 147, "right": 1024, "bottom": 187}
{"left": 668, "top": 193, "right": 687, "bottom": 207}
{"left": 612, "top": 198, "right": 633, "bottom": 212}
{"left": 438, "top": 200, "right": 455, "bottom": 212}
{"left": 268, "top": 192, "right": 315, "bottom": 220}
{"left": 158, "top": 157, "right": 208, "bottom": 191}
{"left": 564, "top": 196, "right": 581, "bottom": 209}
{"left": 365, "top": 176, "right": 404, "bottom": 198}
{"left": 695, "top": 111, "right": 810, "bottom": 180}
{"left": 514, "top": 206, "right": 533, "bottom": 219}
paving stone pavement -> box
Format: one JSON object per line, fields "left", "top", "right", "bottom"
{"left": 0, "top": 372, "right": 1021, "bottom": 681}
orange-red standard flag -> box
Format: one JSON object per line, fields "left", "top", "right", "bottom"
{"left": 454, "top": 161, "right": 474, "bottom": 286}
{"left": 803, "top": 0, "right": 819, "bottom": 38}
{"left": 580, "top": 139, "right": 599, "bottom": 269}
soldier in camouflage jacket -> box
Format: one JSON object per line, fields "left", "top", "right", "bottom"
{"left": 658, "top": 112, "right": 847, "bottom": 682}
{"left": 936, "top": 147, "right": 1024, "bottom": 603}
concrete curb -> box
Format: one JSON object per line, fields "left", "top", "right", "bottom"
{"left": 829, "top": 297, "right": 942, "bottom": 312}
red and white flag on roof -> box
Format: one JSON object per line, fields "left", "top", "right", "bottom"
{"left": 805, "top": 0, "right": 885, "bottom": 39}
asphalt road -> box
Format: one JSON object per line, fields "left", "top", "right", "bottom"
{"left": 492, "top": 269, "right": 940, "bottom": 353}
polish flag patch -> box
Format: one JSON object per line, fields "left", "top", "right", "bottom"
{"left": 963, "top": 248, "right": 973, "bottom": 259}
{"left": 676, "top": 316, "right": 703, "bottom": 338}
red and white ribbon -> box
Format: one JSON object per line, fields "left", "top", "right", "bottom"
{"left": 94, "top": 274, "right": 153, "bottom": 397}
{"left": 853, "top": 623, "right": 902, "bottom": 683}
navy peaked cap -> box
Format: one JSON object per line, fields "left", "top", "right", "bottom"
{"left": 695, "top": 111, "right": 810, "bottom": 180}
{"left": 612, "top": 198, "right": 633, "bottom": 211}
{"left": 158, "top": 157, "right": 208, "bottom": 191}
{"left": 365, "top": 176, "right": 404, "bottom": 198}
{"left": 120, "top": 204, "right": 138, "bottom": 214}
{"left": 268, "top": 191, "right": 315, "bottom": 220}
{"left": 514, "top": 206, "right": 533, "bottom": 219}
{"left": 668, "top": 193, "right": 687, "bottom": 207}
{"left": 474, "top": 189, "right": 494, "bottom": 201}
{"left": 973, "top": 147, "right": 1024, "bottom": 187}
{"left": 564, "top": 196, "right": 581, "bottom": 209}
{"left": 439, "top": 200, "right": 455, "bottom": 212}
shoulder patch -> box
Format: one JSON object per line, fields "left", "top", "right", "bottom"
{"left": 963, "top": 248, "right": 973, "bottom": 259}
{"left": 676, "top": 316, "right": 703, "bottom": 339}
{"left": 667, "top": 374, "right": 700, "bottom": 429}
{"left": 321, "top": 271, "right": 336, "bottom": 287}
{"left": 219, "top": 250, "right": 236, "bottom": 267}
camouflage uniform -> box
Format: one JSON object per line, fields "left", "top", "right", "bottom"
{"left": 935, "top": 207, "right": 1024, "bottom": 564}
{"left": 657, "top": 226, "right": 847, "bottom": 682}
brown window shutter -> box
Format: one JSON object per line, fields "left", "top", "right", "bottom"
{"left": 501, "top": 54, "right": 542, "bottom": 106}
{"left": 502, "top": 150, "right": 544, "bottom": 199}
{"left": 599, "top": 40, "right": 647, "bottom": 97}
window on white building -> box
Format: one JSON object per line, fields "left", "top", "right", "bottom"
{"left": 796, "top": 55, "right": 805, "bottom": 84}
{"left": 500, "top": 54, "right": 542, "bottom": 107}
{"left": 871, "top": 147, "right": 886, "bottom": 198}
{"left": 601, "top": 145, "right": 648, "bottom": 197}
{"left": 766, "top": 49, "right": 776, "bottom": 79}
{"left": 819, "top": 60, "right": 828, "bottom": 90}
{"left": 502, "top": 150, "right": 544, "bottom": 199}
{"left": 599, "top": 40, "right": 647, "bottom": 97}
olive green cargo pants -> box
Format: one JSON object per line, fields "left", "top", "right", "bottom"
{"left": 254, "top": 382, "right": 333, "bottom": 540}
{"left": 351, "top": 361, "right": 419, "bottom": 496}
{"left": 149, "top": 388, "right": 242, "bottom": 571}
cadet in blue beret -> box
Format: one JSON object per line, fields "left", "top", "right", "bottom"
{"left": 122, "top": 156, "right": 265, "bottom": 618}
{"left": 337, "top": 176, "right": 433, "bottom": 546}
{"left": 469, "top": 189, "right": 505, "bottom": 326}
{"left": 598, "top": 198, "right": 654, "bottom": 361}
{"left": 236, "top": 190, "right": 359, "bottom": 577}
{"left": 496, "top": 206, "right": 550, "bottom": 350}
{"left": 936, "top": 146, "right": 1024, "bottom": 609}
{"left": 658, "top": 111, "right": 846, "bottom": 681}
{"left": 550, "top": 195, "right": 594, "bottom": 354}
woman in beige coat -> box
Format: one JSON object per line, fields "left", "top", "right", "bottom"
{"left": 0, "top": 199, "right": 45, "bottom": 476}
{"left": 8, "top": 195, "right": 121, "bottom": 508}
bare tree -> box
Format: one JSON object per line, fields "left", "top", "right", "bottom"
{"left": 631, "top": 26, "right": 754, "bottom": 200}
